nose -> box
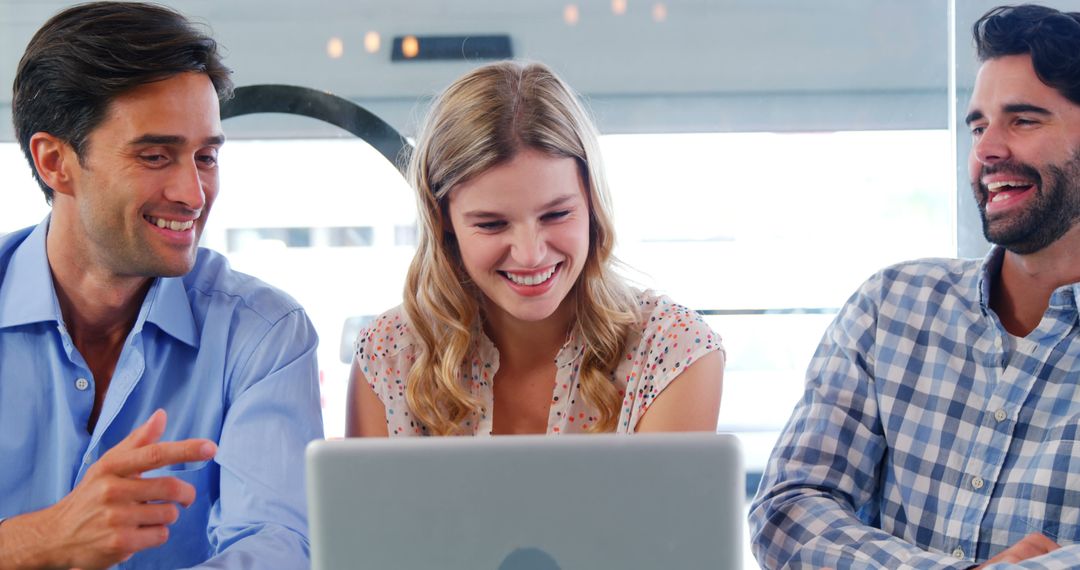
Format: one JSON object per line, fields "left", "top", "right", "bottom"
{"left": 510, "top": 224, "right": 547, "bottom": 267}
{"left": 972, "top": 124, "right": 1010, "bottom": 167}
{"left": 164, "top": 158, "right": 206, "bottom": 210}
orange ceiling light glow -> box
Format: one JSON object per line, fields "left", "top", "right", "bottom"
{"left": 612, "top": 0, "right": 627, "bottom": 16}
{"left": 326, "top": 37, "right": 344, "bottom": 59}
{"left": 563, "top": 4, "right": 580, "bottom": 25}
{"left": 652, "top": 2, "right": 667, "bottom": 22}
{"left": 364, "top": 31, "right": 381, "bottom": 54}
{"left": 401, "top": 35, "right": 419, "bottom": 58}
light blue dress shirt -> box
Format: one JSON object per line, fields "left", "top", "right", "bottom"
{"left": 0, "top": 219, "right": 323, "bottom": 569}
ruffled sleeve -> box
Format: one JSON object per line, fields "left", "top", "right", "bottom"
{"left": 353, "top": 305, "right": 419, "bottom": 434}
{"left": 617, "top": 291, "right": 724, "bottom": 431}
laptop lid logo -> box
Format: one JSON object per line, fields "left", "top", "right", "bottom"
{"left": 498, "top": 547, "right": 562, "bottom": 570}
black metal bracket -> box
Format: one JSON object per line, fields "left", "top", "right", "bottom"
{"left": 221, "top": 84, "right": 412, "bottom": 173}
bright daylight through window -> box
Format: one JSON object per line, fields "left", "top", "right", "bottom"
{"left": 1, "top": 129, "right": 953, "bottom": 444}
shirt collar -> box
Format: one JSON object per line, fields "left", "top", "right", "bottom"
{"left": 473, "top": 320, "right": 585, "bottom": 369}
{"left": 977, "top": 244, "right": 1080, "bottom": 314}
{"left": 0, "top": 216, "right": 198, "bottom": 347}
{"left": 1051, "top": 285, "right": 1080, "bottom": 313}
{"left": 144, "top": 274, "right": 199, "bottom": 349}
{"left": 0, "top": 217, "right": 61, "bottom": 328}
{"left": 555, "top": 331, "right": 585, "bottom": 369}
{"left": 977, "top": 246, "right": 1005, "bottom": 314}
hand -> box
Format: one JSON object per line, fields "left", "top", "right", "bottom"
{"left": 0, "top": 409, "right": 216, "bottom": 570}
{"left": 976, "top": 532, "right": 1060, "bottom": 568}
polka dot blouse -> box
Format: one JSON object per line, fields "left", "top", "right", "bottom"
{"left": 353, "top": 290, "right": 723, "bottom": 435}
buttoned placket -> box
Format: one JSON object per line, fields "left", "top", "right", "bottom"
{"left": 73, "top": 333, "right": 147, "bottom": 483}
{"left": 56, "top": 322, "right": 97, "bottom": 482}
{"left": 943, "top": 318, "right": 1019, "bottom": 559}
{"left": 946, "top": 298, "right": 1074, "bottom": 561}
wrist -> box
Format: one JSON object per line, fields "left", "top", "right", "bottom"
{"left": 0, "top": 511, "right": 62, "bottom": 569}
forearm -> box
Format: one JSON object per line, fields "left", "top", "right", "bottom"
{"left": 186, "top": 525, "right": 309, "bottom": 570}
{"left": 0, "top": 512, "right": 60, "bottom": 570}
{"left": 981, "top": 546, "right": 1080, "bottom": 569}
{"left": 750, "top": 384, "right": 973, "bottom": 570}
{"left": 751, "top": 491, "right": 974, "bottom": 569}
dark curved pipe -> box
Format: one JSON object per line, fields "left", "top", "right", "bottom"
{"left": 221, "top": 84, "right": 412, "bottom": 173}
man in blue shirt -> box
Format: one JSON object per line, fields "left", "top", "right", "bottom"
{"left": 751, "top": 4, "right": 1080, "bottom": 569}
{"left": 0, "top": 3, "right": 322, "bottom": 568}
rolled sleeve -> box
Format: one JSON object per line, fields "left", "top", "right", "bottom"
{"left": 193, "top": 308, "right": 323, "bottom": 569}
{"left": 749, "top": 278, "right": 972, "bottom": 570}
{"left": 981, "top": 546, "right": 1080, "bottom": 569}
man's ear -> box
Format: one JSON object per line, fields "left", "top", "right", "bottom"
{"left": 28, "top": 132, "right": 79, "bottom": 198}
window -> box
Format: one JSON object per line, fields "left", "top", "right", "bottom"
{"left": 194, "top": 128, "right": 955, "bottom": 443}
{"left": 206, "top": 139, "right": 414, "bottom": 437}
{"left": 2, "top": 2, "right": 980, "bottom": 566}
{"left": 0, "top": 146, "right": 49, "bottom": 234}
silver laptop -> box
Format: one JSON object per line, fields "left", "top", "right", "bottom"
{"left": 307, "top": 433, "right": 744, "bottom": 570}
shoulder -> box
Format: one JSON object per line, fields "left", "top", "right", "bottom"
{"left": 352, "top": 305, "right": 416, "bottom": 407}
{"left": 0, "top": 226, "right": 36, "bottom": 276}
{"left": 871, "top": 257, "right": 980, "bottom": 292}
{"left": 818, "top": 257, "right": 984, "bottom": 355}
{"left": 183, "top": 247, "right": 306, "bottom": 326}
{"left": 848, "top": 256, "right": 982, "bottom": 316}
{"left": 626, "top": 288, "right": 723, "bottom": 363}
{"left": 0, "top": 226, "right": 34, "bottom": 256}
{"left": 354, "top": 305, "right": 415, "bottom": 364}
{"left": 634, "top": 289, "right": 719, "bottom": 341}
{"left": 615, "top": 289, "right": 722, "bottom": 431}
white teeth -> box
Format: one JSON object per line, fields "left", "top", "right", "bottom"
{"left": 986, "top": 181, "right": 1028, "bottom": 192}
{"left": 991, "top": 193, "right": 1011, "bottom": 203}
{"left": 505, "top": 265, "right": 557, "bottom": 286}
{"left": 149, "top": 216, "right": 195, "bottom": 231}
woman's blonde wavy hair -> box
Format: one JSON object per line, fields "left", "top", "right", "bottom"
{"left": 403, "top": 60, "right": 638, "bottom": 435}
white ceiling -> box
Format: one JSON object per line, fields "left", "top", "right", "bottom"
{"left": 2, "top": 0, "right": 1075, "bottom": 139}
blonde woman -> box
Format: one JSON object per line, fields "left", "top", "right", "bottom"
{"left": 347, "top": 61, "right": 724, "bottom": 436}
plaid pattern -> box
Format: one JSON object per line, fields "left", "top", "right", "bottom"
{"left": 750, "top": 248, "right": 1080, "bottom": 569}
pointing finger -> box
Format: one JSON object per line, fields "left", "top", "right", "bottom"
{"left": 112, "top": 409, "right": 168, "bottom": 453}
{"left": 114, "top": 476, "right": 198, "bottom": 507}
{"left": 103, "top": 439, "right": 216, "bottom": 477}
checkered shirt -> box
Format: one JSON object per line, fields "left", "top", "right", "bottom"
{"left": 750, "top": 247, "right": 1080, "bottom": 569}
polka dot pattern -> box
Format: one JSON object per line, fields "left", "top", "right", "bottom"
{"left": 354, "top": 290, "right": 723, "bottom": 435}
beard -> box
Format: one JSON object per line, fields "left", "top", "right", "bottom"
{"left": 974, "top": 149, "right": 1080, "bottom": 255}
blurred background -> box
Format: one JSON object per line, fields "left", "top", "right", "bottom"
{"left": 5, "top": 1, "right": 1074, "bottom": 566}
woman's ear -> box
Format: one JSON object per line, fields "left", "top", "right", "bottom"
{"left": 28, "top": 132, "right": 78, "bottom": 198}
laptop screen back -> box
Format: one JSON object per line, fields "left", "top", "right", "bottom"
{"left": 307, "top": 433, "right": 744, "bottom": 570}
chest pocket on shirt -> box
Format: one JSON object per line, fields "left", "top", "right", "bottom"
{"left": 142, "top": 460, "right": 216, "bottom": 499}
{"left": 1020, "top": 436, "right": 1080, "bottom": 544}
{"left": 143, "top": 460, "right": 212, "bottom": 477}
{"left": 143, "top": 461, "right": 217, "bottom": 552}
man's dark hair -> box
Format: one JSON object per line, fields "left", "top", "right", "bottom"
{"left": 12, "top": 1, "right": 233, "bottom": 203}
{"left": 973, "top": 4, "right": 1080, "bottom": 106}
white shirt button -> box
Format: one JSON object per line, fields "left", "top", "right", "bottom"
{"left": 953, "top": 547, "right": 965, "bottom": 559}
{"left": 74, "top": 377, "right": 90, "bottom": 391}
{"left": 994, "top": 408, "right": 1008, "bottom": 422}
{"left": 971, "top": 476, "right": 985, "bottom": 490}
